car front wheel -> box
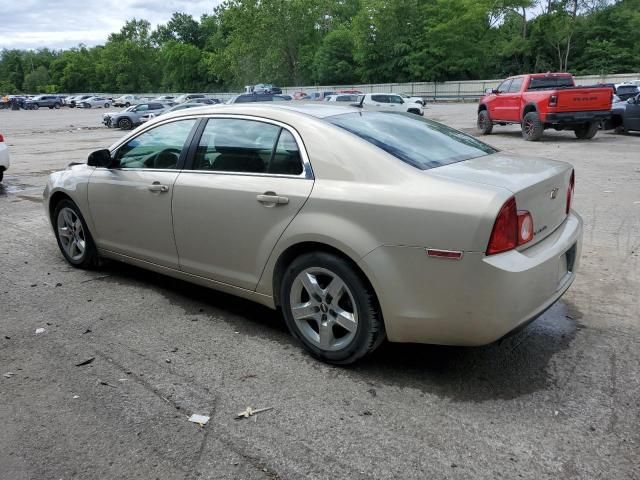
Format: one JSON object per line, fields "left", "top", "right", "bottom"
{"left": 53, "top": 199, "right": 99, "bottom": 269}
{"left": 117, "top": 118, "right": 133, "bottom": 130}
{"left": 280, "top": 252, "right": 385, "bottom": 364}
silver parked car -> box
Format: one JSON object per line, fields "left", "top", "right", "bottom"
{"left": 44, "top": 104, "right": 582, "bottom": 364}
{"left": 103, "top": 102, "right": 168, "bottom": 129}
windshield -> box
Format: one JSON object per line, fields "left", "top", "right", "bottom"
{"left": 528, "top": 76, "right": 574, "bottom": 90}
{"left": 326, "top": 112, "right": 497, "bottom": 170}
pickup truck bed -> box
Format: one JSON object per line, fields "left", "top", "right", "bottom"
{"left": 477, "top": 73, "right": 612, "bottom": 141}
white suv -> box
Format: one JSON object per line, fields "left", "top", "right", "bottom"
{"left": 0, "top": 133, "right": 10, "bottom": 182}
{"left": 357, "top": 93, "right": 424, "bottom": 115}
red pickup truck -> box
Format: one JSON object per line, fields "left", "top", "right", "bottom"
{"left": 477, "top": 73, "right": 612, "bottom": 141}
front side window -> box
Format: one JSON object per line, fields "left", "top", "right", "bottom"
{"left": 114, "top": 119, "right": 197, "bottom": 169}
{"left": 497, "top": 80, "right": 512, "bottom": 93}
{"left": 194, "top": 118, "right": 303, "bottom": 175}
{"left": 326, "top": 112, "right": 497, "bottom": 170}
{"left": 134, "top": 104, "right": 149, "bottom": 112}
{"left": 508, "top": 78, "right": 523, "bottom": 92}
{"left": 389, "top": 95, "right": 404, "bottom": 104}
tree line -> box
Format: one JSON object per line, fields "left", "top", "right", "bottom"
{"left": 0, "top": 0, "right": 638, "bottom": 94}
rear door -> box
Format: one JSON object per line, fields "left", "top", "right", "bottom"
{"left": 172, "top": 116, "right": 314, "bottom": 290}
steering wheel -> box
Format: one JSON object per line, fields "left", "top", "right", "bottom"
{"left": 144, "top": 148, "right": 181, "bottom": 169}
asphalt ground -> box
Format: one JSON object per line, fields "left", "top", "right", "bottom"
{"left": 0, "top": 105, "right": 638, "bottom": 480}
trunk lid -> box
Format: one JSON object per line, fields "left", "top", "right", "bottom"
{"left": 554, "top": 87, "right": 612, "bottom": 112}
{"left": 429, "top": 153, "right": 573, "bottom": 248}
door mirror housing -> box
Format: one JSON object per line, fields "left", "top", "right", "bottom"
{"left": 87, "top": 149, "right": 113, "bottom": 168}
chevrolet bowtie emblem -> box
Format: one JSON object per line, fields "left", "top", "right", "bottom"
{"left": 550, "top": 187, "right": 559, "bottom": 199}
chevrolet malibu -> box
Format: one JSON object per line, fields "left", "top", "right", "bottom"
{"left": 44, "top": 104, "right": 582, "bottom": 364}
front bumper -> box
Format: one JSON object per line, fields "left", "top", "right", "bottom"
{"left": 545, "top": 110, "right": 610, "bottom": 125}
{"left": 358, "top": 211, "right": 583, "bottom": 345}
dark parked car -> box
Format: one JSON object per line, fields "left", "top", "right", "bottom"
{"left": 605, "top": 93, "right": 640, "bottom": 133}
{"left": 615, "top": 84, "right": 640, "bottom": 101}
{"left": 25, "top": 95, "right": 63, "bottom": 109}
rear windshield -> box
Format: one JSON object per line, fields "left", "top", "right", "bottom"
{"left": 528, "top": 76, "right": 574, "bottom": 90}
{"left": 326, "top": 112, "right": 497, "bottom": 170}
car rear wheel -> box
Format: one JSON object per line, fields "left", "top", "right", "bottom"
{"left": 574, "top": 121, "right": 599, "bottom": 140}
{"left": 53, "top": 199, "right": 99, "bottom": 269}
{"left": 477, "top": 110, "right": 493, "bottom": 134}
{"left": 125, "top": 102, "right": 131, "bottom": 107}
{"left": 117, "top": 118, "right": 133, "bottom": 130}
{"left": 33, "top": 104, "right": 40, "bottom": 110}
{"left": 104, "top": 103, "right": 110, "bottom": 108}
{"left": 280, "top": 252, "right": 385, "bottom": 364}
{"left": 54, "top": 103, "right": 61, "bottom": 109}
{"left": 521, "top": 112, "right": 543, "bottom": 141}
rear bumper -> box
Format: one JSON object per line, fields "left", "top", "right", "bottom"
{"left": 545, "top": 110, "right": 610, "bottom": 125}
{"left": 359, "top": 211, "right": 583, "bottom": 346}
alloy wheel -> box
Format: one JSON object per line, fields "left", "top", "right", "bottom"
{"left": 289, "top": 267, "right": 359, "bottom": 351}
{"left": 57, "top": 207, "right": 86, "bottom": 261}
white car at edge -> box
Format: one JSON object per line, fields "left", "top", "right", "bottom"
{"left": 0, "top": 133, "right": 10, "bottom": 182}
{"left": 356, "top": 93, "right": 424, "bottom": 115}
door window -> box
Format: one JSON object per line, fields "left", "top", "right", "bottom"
{"left": 114, "top": 119, "right": 197, "bottom": 170}
{"left": 508, "top": 78, "right": 523, "bottom": 93}
{"left": 497, "top": 79, "right": 512, "bottom": 93}
{"left": 371, "top": 95, "right": 389, "bottom": 103}
{"left": 194, "top": 118, "right": 303, "bottom": 175}
{"left": 389, "top": 95, "right": 404, "bottom": 104}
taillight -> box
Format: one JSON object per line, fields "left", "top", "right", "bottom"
{"left": 549, "top": 95, "right": 558, "bottom": 107}
{"left": 486, "top": 197, "right": 534, "bottom": 255}
{"left": 566, "top": 169, "right": 575, "bottom": 214}
{"left": 0, "top": 134, "right": 4, "bottom": 142}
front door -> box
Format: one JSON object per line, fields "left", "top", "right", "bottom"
{"left": 87, "top": 118, "right": 198, "bottom": 269}
{"left": 625, "top": 95, "right": 640, "bottom": 131}
{"left": 172, "top": 117, "right": 314, "bottom": 290}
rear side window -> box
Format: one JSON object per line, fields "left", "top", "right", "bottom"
{"left": 371, "top": 95, "right": 389, "bottom": 103}
{"left": 528, "top": 76, "right": 574, "bottom": 90}
{"left": 326, "top": 112, "right": 497, "bottom": 170}
{"left": 193, "top": 119, "right": 303, "bottom": 175}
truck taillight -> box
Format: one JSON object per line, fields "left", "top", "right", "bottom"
{"left": 549, "top": 95, "right": 558, "bottom": 107}
{"left": 566, "top": 169, "right": 575, "bottom": 214}
{"left": 486, "top": 197, "right": 534, "bottom": 256}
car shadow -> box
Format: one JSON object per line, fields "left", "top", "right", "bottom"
{"left": 97, "top": 260, "right": 583, "bottom": 402}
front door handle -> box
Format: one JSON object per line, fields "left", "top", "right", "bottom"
{"left": 148, "top": 182, "right": 169, "bottom": 193}
{"left": 257, "top": 192, "right": 289, "bottom": 205}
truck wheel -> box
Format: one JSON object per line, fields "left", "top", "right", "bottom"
{"left": 574, "top": 122, "right": 599, "bottom": 140}
{"left": 477, "top": 110, "right": 493, "bottom": 134}
{"left": 521, "top": 112, "right": 543, "bottom": 141}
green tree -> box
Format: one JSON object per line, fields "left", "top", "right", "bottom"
{"left": 314, "top": 27, "right": 357, "bottom": 84}
{"left": 22, "top": 65, "right": 50, "bottom": 92}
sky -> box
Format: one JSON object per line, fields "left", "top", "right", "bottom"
{"left": 0, "top": 0, "right": 222, "bottom": 50}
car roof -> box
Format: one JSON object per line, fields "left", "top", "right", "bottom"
{"left": 157, "top": 103, "right": 361, "bottom": 122}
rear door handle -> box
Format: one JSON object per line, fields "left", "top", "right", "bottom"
{"left": 257, "top": 193, "right": 289, "bottom": 205}
{"left": 148, "top": 182, "right": 169, "bottom": 193}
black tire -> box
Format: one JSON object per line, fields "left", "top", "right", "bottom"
{"left": 280, "top": 252, "right": 385, "bottom": 365}
{"left": 117, "top": 117, "right": 133, "bottom": 130}
{"left": 33, "top": 104, "right": 40, "bottom": 110}
{"left": 614, "top": 125, "right": 627, "bottom": 134}
{"left": 521, "top": 111, "right": 543, "bottom": 141}
{"left": 407, "top": 108, "right": 421, "bottom": 115}
{"left": 52, "top": 199, "right": 99, "bottom": 269}
{"left": 48, "top": 105, "right": 54, "bottom": 109}
{"left": 104, "top": 103, "right": 110, "bottom": 108}
{"left": 125, "top": 102, "right": 131, "bottom": 107}
{"left": 477, "top": 110, "right": 493, "bottom": 134}
{"left": 53, "top": 102, "right": 61, "bottom": 109}
{"left": 574, "top": 121, "right": 599, "bottom": 140}
{"left": 0, "top": 170, "right": 3, "bottom": 182}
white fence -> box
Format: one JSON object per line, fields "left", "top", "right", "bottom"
{"left": 279, "top": 73, "right": 640, "bottom": 101}
{"left": 67, "top": 73, "right": 640, "bottom": 102}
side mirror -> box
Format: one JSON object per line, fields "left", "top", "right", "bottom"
{"left": 87, "top": 149, "right": 113, "bottom": 168}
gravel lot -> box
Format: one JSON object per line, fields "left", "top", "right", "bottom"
{"left": 1, "top": 105, "right": 639, "bottom": 480}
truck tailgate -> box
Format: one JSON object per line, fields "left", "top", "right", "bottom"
{"left": 555, "top": 87, "right": 612, "bottom": 111}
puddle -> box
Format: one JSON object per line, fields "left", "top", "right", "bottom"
{"left": 0, "top": 177, "right": 42, "bottom": 197}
